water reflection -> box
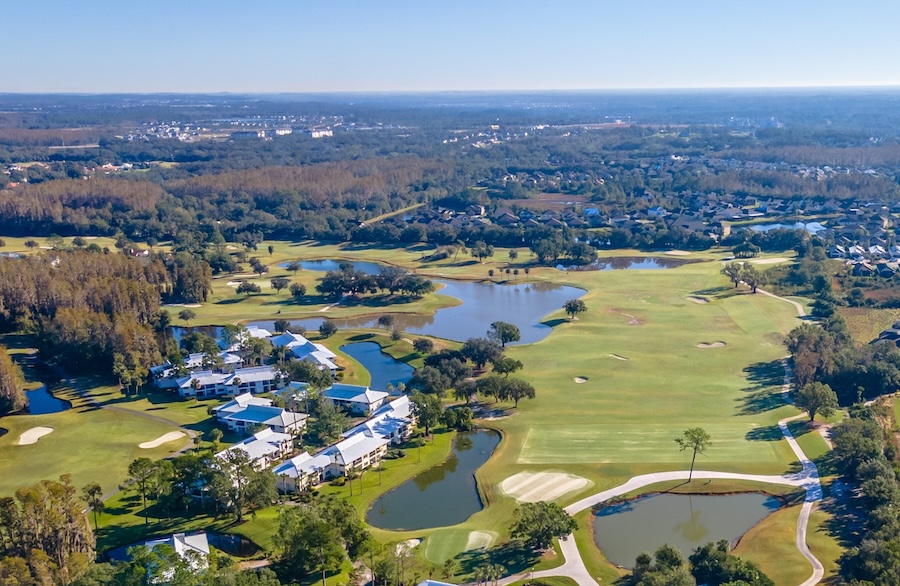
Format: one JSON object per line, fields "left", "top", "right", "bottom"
{"left": 366, "top": 430, "right": 500, "bottom": 530}
{"left": 559, "top": 257, "right": 696, "bottom": 271}
{"left": 277, "top": 259, "right": 384, "bottom": 275}
{"left": 339, "top": 342, "right": 414, "bottom": 391}
{"left": 25, "top": 385, "right": 71, "bottom": 415}
{"left": 593, "top": 493, "right": 781, "bottom": 568}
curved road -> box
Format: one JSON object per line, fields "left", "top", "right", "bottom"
{"left": 499, "top": 289, "right": 824, "bottom": 586}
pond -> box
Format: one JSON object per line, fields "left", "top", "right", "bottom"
{"left": 557, "top": 257, "right": 696, "bottom": 271}
{"left": 592, "top": 493, "right": 782, "bottom": 568}
{"left": 104, "top": 531, "right": 259, "bottom": 562}
{"left": 277, "top": 259, "right": 385, "bottom": 275}
{"left": 340, "top": 342, "right": 414, "bottom": 390}
{"left": 366, "top": 430, "right": 500, "bottom": 531}
{"left": 749, "top": 221, "right": 826, "bottom": 234}
{"left": 250, "top": 279, "right": 585, "bottom": 345}
{"left": 26, "top": 385, "right": 71, "bottom": 415}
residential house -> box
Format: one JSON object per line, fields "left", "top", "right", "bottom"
{"left": 140, "top": 533, "right": 209, "bottom": 581}
{"left": 216, "top": 428, "right": 295, "bottom": 469}
{"left": 342, "top": 396, "right": 416, "bottom": 445}
{"left": 323, "top": 384, "right": 389, "bottom": 415}
{"left": 269, "top": 332, "right": 338, "bottom": 372}
{"left": 175, "top": 366, "right": 286, "bottom": 398}
{"left": 212, "top": 393, "right": 307, "bottom": 435}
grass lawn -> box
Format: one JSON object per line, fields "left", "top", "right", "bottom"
{"left": 733, "top": 504, "right": 813, "bottom": 585}
{"left": 0, "top": 380, "right": 190, "bottom": 497}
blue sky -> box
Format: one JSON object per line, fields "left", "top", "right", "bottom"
{"left": 2, "top": 0, "right": 897, "bottom": 92}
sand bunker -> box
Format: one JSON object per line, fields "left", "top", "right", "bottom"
{"left": 139, "top": 431, "right": 186, "bottom": 449}
{"left": 687, "top": 296, "right": 709, "bottom": 304}
{"left": 751, "top": 257, "right": 789, "bottom": 265}
{"left": 697, "top": 342, "right": 726, "bottom": 349}
{"left": 609, "top": 354, "right": 629, "bottom": 361}
{"left": 396, "top": 539, "right": 421, "bottom": 554}
{"left": 465, "top": 531, "right": 495, "bottom": 551}
{"left": 500, "top": 471, "right": 592, "bottom": 503}
{"left": 17, "top": 427, "right": 54, "bottom": 445}
{"left": 665, "top": 250, "right": 691, "bottom": 256}
{"left": 163, "top": 303, "right": 201, "bottom": 308}
{"left": 573, "top": 377, "right": 588, "bottom": 383}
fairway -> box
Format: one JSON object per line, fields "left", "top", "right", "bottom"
{"left": 518, "top": 423, "right": 791, "bottom": 464}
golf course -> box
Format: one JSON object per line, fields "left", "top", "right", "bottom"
{"left": 0, "top": 237, "right": 841, "bottom": 584}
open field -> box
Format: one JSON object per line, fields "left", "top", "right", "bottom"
{"left": 838, "top": 306, "right": 900, "bottom": 345}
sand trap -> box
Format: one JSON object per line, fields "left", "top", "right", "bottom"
{"left": 500, "top": 471, "right": 592, "bottom": 503}
{"left": 751, "top": 257, "right": 789, "bottom": 265}
{"left": 84, "top": 236, "right": 98, "bottom": 240}
{"left": 226, "top": 245, "right": 238, "bottom": 250}
{"left": 465, "top": 531, "right": 495, "bottom": 551}
{"left": 573, "top": 377, "right": 588, "bottom": 383}
{"left": 163, "top": 303, "right": 201, "bottom": 308}
{"left": 665, "top": 250, "right": 691, "bottom": 256}
{"left": 17, "top": 427, "right": 54, "bottom": 445}
{"left": 396, "top": 539, "right": 421, "bottom": 554}
{"left": 687, "top": 296, "right": 709, "bottom": 304}
{"left": 697, "top": 342, "right": 726, "bottom": 349}
{"left": 139, "top": 431, "right": 186, "bottom": 449}
{"left": 609, "top": 354, "right": 629, "bottom": 361}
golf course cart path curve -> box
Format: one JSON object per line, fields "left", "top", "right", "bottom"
{"left": 498, "top": 361, "right": 824, "bottom": 586}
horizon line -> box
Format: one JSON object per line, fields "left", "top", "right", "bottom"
{"left": 3, "top": 84, "right": 900, "bottom": 97}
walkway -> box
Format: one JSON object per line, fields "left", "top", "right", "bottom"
{"left": 499, "top": 290, "right": 824, "bottom": 586}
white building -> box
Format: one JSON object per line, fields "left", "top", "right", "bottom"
{"left": 212, "top": 393, "right": 307, "bottom": 435}
{"left": 342, "top": 396, "right": 415, "bottom": 445}
{"left": 270, "top": 332, "right": 339, "bottom": 372}
{"left": 140, "top": 532, "right": 209, "bottom": 581}
{"left": 323, "top": 383, "right": 389, "bottom": 415}
{"left": 175, "top": 366, "right": 286, "bottom": 398}
{"left": 217, "top": 428, "right": 295, "bottom": 469}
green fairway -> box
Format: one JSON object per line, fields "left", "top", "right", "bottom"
{"left": 0, "top": 382, "right": 190, "bottom": 496}
{"left": 518, "top": 422, "right": 792, "bottom": 465}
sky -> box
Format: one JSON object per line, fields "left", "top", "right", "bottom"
{"left": 2, "top": 0, "right": 898, "bottom": 93}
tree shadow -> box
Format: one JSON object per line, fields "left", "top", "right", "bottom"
{"left": 347, "top": 333, "right": 376, "bottom": 342}
{"left": 541, "top": 318, "right": 569, "bottom": 328}
{"left": 692, "top": 286, "right": 731, "bottom": 296}
{"left": 737, "top": 359, "right": 786, "bottom": 415}
{"left": 745, "top": 425, "right": 784, "bottom": 442}
{"left": 454, "top": 541, "right": 542, "bottom": 577}
{"left": 215, "top": 298, "right": 247, "bottom": 305}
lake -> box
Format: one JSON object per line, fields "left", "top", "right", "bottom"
{"left": 340, "top": 342, "right": 414, "bottom": 390}
{"left": 558, "top": 257, "right": 696, "bottom": 271}
{"left": 749, "top": 221, "right": 825, "bottom": 234}
{"left": 366, "top": 430, "right": 500, "bottom": 530}
{"left": 277, "top": 259, "right": 385, "bottom": 275}
{"left": 250, "top": 279, "right": 584, "bottom": 345}
{"left": 592, "top": 493, "right": 782, "bottom": 568}
{"left": 26, "top": 385, "right": 71, "bottom": 415}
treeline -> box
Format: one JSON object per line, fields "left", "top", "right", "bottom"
{"left": 0, "top": 345, "right": 27, "bottom": 416}
{"left": 0, "top": 476, "right": 95, "bottom": 585}
{"left": 0, "top": 251, "right": 210, "bottom": 378}
{"left": 316, "top": 264, "right": 435, "bottom": 298}
{"left": 622, "top": 541, "right": 773, "bottom": 586}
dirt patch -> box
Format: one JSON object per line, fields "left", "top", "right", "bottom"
{"left": 17, "top": 426, "right": 54, "bottom": 445}
{"left": 610, "top": 308, "right": 641, "bottom": 325}
{"left": 687, "top": 296, "right": 709, "bottom": 304}
{"left": 697, "top": 341, "right": 726, "bottom": 348}
{"left": 139, "top": 431, "right": 186, "bottom": 449}
{"left": 500, "top": 471, "right": 592, "bottom": 503}
{"left": 573, "top": 377, "right": 588, "bottom": 383}
{"left": 608, "top": 354, "right": 629, "bottom": 361}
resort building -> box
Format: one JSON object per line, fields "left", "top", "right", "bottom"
{"left": 175, "top": 365, "right": 286, "bottom": 398}
{"left": 269, "top": 331, "right": 339, "bottom": 372}
{"left": 322, "top": 383, "right": 389, "bottom": 415}
{"left": 212, "top": 392, "right": 307, "bottom": 435}
{"left": 216, "top": 427, "right": 295, "bottom": 469}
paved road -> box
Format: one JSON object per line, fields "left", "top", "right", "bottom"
{"left": 499, "top": 290, "right": 824, "bottom": 586}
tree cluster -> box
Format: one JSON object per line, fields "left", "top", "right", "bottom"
{"left": 624, "top": 541, "right": 773, "bottom": 586}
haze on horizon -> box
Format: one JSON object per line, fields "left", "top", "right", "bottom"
{"left": 3, "top": 0, "right": 898, "bottom": 94}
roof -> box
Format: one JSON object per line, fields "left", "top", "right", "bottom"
{"left": 333, "top": 432, "right": 390, "bottom": 465}
{"left": 343, "top": 396, "right": 414, "bottom": 440}
{"left": 274, "top": 451, "right": 333, "bottom": 479}
{"left": 144, "top": 532, "right": 209, "bottom": 555}
{"left": 324, "top": 384, "right": 389, "bottom": 405}
{"left": 212, "top": 393, "right": 272, "bottom": 414}
{"left": 218, "top": 428, "right": 293, "bottom": 462}
{"left": 223, "top": 405, "right": 307, "bottom": 428}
